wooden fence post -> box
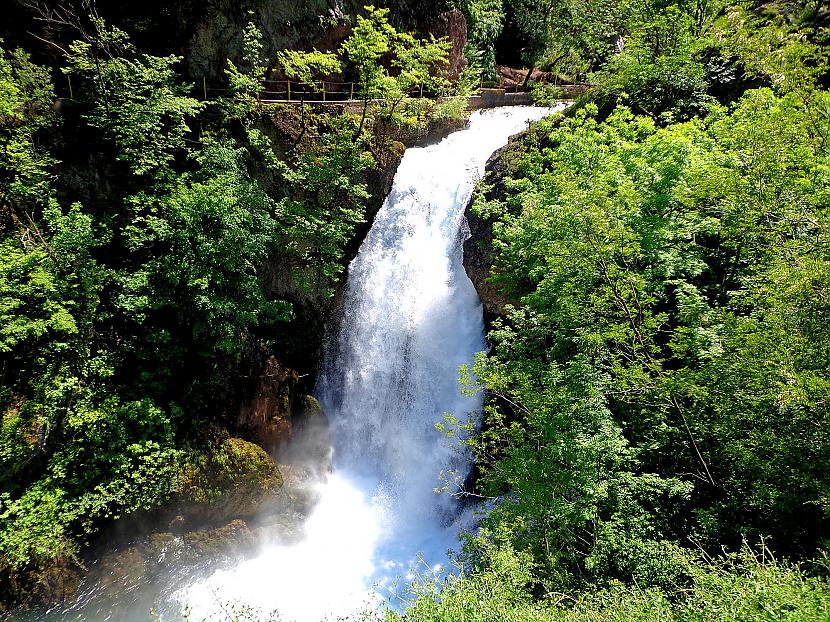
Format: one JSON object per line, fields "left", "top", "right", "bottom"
{"left": 322, "top": 81, "right": 326, "bottom": 102}
{"left": 67, "top": 75, "right": 74, "bottom": 99}
{"left": 350, "top": 82, "right": 354, "bottom": 100}
{"left": 287, "top": 80, "right": 291, "bottom": 102}
{"left": 202, "top": 76, "right": 207, "bottom": 100}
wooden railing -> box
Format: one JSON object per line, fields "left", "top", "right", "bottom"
{"left": 57, "top": 75, "right": 593, "bottom": 106}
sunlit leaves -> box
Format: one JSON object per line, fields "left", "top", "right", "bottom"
{"left": 463, "top": 85, "right": 830, "bottom": 588}
{"left": 276, "top": 49, "right": 342, "bottom": 90}
{"left": 65, "top": 49, "right": 203, "bottom": 178}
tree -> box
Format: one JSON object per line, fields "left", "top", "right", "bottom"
{"left": 226, "top": 17, "right": 269, "bottom": 118}
{"left": 340, "top": 5, "right": 398, "bottom": 134}
{"left": 460, "top": 0, "right": 505, "bottom": 83}
{"left": 64, "top": 23, "right": 203, "bottom": 179}
{"left": 276, "top": 49, "right": 342, "bottom": 93}
{"left": 338, "top": 5, "right": 450, "bottom": 135}
{"left": 508, "top": 0, "right": 620, "bottom": 82}
{"left": 0, "top": 45, "right": 56, "bottom": 219}
{"left": 276, "top": 48, "right": 342, "bottom": 135}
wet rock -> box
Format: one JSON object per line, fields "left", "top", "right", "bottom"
{"left": 279, "top": 464, "right": 325, "bottom": 516}
{"left": 80, "top": 519, "right": 261, "bottom": 604}
{"left": 284, "top": 395, "right": 332, "bottom": 480}
{"left": 237, "top": 358, "right": 298, "bottom": 456}
{"left": 174, "top": 437, "right": 285, "bottom": 530}
{"left": 463, "top": 206, "right": 515, "bottom": 323}
{"left": 0, "top": 555, "right": 82, "bottom": 613}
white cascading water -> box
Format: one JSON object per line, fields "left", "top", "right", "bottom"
{"left": 174, "top": 106, "right": 561, "bottom": 621}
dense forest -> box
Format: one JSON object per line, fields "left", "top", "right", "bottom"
{"left": 1, "top": 0, "right": 829, "bottom": 620}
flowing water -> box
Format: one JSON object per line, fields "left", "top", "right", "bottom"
{"left": 18, "top": 105, "right": 562, "bottom": 622}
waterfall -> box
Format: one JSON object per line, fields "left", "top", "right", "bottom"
{"left": 171, "top": 106, "right": 560, "bottom": 621}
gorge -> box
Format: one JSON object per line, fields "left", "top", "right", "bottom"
{"left": 18, "top": 106, "right": 561, "bottom": 622}
{"left": 168, "top": 106, "right": 563, "bottom": 621}
{"left": 4, "top": 1, "right": 830, "bottom": 620}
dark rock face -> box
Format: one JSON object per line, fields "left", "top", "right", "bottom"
{"left": 236, "top": 357, "right": 298, "bottom": 456}
{"left": 429, "top": 10, "right": 468, "bottom": 81}
{"left": 464, "top": 207, "right": 513, "bottom": 325}
{"left": 187, "top": 0, "right": 355, "bottom": 79}
{"left": 462, "top": 139, "right": 527, "bottom": 325}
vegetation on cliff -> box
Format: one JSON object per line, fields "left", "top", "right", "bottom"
{"left": 2, "top": 0, "right": 830, "bottom": 618}
{"left": 405, "top": 0, "right": 830, "bottom": 620}
{"left": 0, "top": 3, "right": 459, "bottom": 608}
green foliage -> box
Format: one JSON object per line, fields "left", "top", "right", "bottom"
{"left": 459, "top": 0, "right": 505, "bottom": 82}
{"left": 225, "top": 17, "right": 269, "bottom": 113}
{"left": 0, "top": 15, "right": 377, "bottom": 586}
{"left": 389, "top": 541, "right": 830, "bottom": 622}
{"left": 531, "top": 83, "right": 566, "bottom": 105}
{"left": 0, "top": 202, "right": 100, "bottom": 398}
{"left": 279, "top": 114, "right": 373, "bottom": 294}
{"left": 591, "top": 2, "right": 717, "bottom": 122}
{"left": 276, "top": 49, "right": 342, "bottom": 90}
{"left": 716, "top": 5, "right": 829, "bottom": 98}
{"left": 108, "top": 134, "right": 294, "bottom": 401}
{"left": 390, "top": 532, "right": 540, "bottom": 622}
{"left": 508, "top": 0, "right": 620, "bottom": 77}
{"left": 0, "top": 397, "right": 180, "bottom": 569}
{"left": 340, "top": 6, "right": 400, "bottom": 101}
{"left": 0, "top": 44, "right": 55, "bottom": 213}
{"left": 389, "top": 31, "right": 451, "bottom": 107}
{"left": 337, "top": 6, "right": 451, "bottom": 130}
{"left": 461, "top": 86, "right": 830, "bottom": 591}
{"left": 65, "top": 25, "right": 203, "bottom": 179}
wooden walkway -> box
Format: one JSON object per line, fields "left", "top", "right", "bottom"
{"left": 57, "top": 77, "right": 591, "bottom": 109}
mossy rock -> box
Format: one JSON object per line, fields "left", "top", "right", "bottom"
{"left": 177, "top": 437, "right": 283, "bottom": 527}
{"left": 0, "top": 555, "right": 81, "bottom": 612}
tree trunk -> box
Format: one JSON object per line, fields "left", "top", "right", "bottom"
{"left": 356, "top": 88, "right": 369, "bottom": 139}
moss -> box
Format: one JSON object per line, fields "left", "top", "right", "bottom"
{"left": 182, "top": 437, "right": 282, "bottom": 504}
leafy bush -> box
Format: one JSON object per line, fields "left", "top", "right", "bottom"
{"left": 389, "top": 541, "right": 830, "bottom": 622}
{"left": 459, "top": 86, "right": 830, "bottom": 589}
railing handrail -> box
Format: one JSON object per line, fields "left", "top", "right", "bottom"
{"left": 56, "top": 75, "right": 594, "bottom": 105}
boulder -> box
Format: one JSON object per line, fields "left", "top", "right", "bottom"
{"left": 176, "top": 437, "right": 284, "bottom": 528}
